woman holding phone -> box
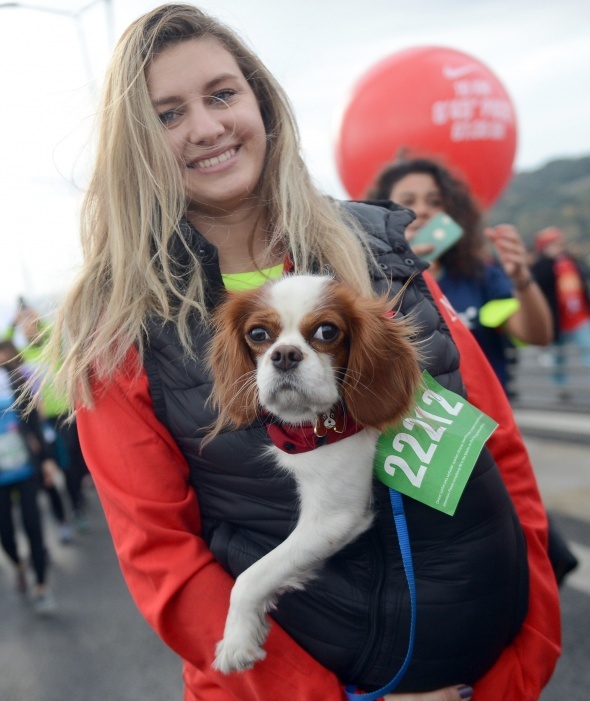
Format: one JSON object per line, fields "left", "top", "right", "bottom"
{"left": 367, "top": 157, "right": 553, "bottom": 392}
{"left": 368, "top": 157, "right": 578, "bottom": 589}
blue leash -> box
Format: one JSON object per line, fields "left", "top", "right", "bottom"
{"left": 345, "top": 488, "right": 416, "bottom": 700}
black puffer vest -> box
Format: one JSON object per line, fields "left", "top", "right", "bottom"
{"left": 143, "top": 202, "right": 528, "bottom": 692}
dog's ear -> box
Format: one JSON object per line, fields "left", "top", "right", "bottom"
{"left": 341, "top": 293, "right": 422, "bottom": 430}
{"left": 207, "top": 293, "right": 260, "bottom": 432}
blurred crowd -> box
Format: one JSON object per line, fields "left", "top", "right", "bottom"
{"left": 0, "top": 301, "right": 91, "bottom": 616}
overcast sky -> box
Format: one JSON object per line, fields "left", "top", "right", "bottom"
{"left": 1, "top": 0, "right": 589, "bottom": 319}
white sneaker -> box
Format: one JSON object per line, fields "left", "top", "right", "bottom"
{"left": 33, "top": 591, "right": 57, "bottom": 617}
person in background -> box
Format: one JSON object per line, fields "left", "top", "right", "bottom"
{"left": 4, "top": 304, "right": 88, "bottom": 532}
{"left": 41, "top": 5, "right": 560, "bottom": 700}
{"left": 367, "top": 157, "right": 553, "bottom": 394}
{"left": 531, "top": 226, "right": 590, "bottom": 391}
{"left": 368, "top": 157, "right": 577, "bottom": 587}
{"left": 0, "top": 340, "right": 57, "bottom": 615}
{"left": 3, "top": 306, "right": 73, "bottom": 544}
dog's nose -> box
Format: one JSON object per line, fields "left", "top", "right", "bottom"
{"left": 270, "top": 345, "right": 303, "bottom": 371}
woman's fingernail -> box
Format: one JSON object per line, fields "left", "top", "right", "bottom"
{"left": 458, "top": 685, "right": 474, "bottom": 700}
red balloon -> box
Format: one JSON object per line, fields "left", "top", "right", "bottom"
{"left": 335, "top": 46, "right": 518, "bottom": 208}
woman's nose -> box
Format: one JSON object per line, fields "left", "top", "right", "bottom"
{"left": 413, "top": 199, "right": 430, "bottom": 217}
{"left": 413, "top": 200, "right": 436, "bottom": 224}
{"left": 186, "top": 103, "right": 226, "bottom": 145}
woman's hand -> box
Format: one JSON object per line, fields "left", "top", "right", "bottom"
{"left": 405, "top": 231, "right": 439, "bottom": 273}
{"left": 485, "top": 223, "right": 553, "bottom": 345}
{"left": 409, "top": 241, "right": 437, "bottom": 259}
{"left": 485, "top": 224, "right": 531, "bottom": 288}
{"left": 384, "top": 684, "right": 473, "bottom": 700}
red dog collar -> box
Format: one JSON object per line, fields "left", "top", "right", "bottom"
{"left": 265, "top": 403, "right": 363, "bottom": 454}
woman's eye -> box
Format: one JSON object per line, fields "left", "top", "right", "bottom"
{"left": 312, "top": 324, "right": 339, "bottom": 342}
{"left": 247, "top": 327, "right": 271, "bottom": 343}
{"left": 211, "top": 89, "right": 237, "bottom": 106}
{"left": 158, "top": 110, "right": 179, "bottom": 126}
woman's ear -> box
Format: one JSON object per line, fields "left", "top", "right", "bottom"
{"left": 342, "top": 296, "right": 421, "bottom": 430}
{"left": 207, "top": 297, "right": 260, "bottom": 431}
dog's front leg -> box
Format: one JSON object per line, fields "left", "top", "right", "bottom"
{"left": 212, "top": 512, "right": 350, "bottom": 674}
{"left": 212, "top": 565, "right": 271, "bottom": 674}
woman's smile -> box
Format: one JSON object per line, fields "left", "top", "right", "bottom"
{"left": 187, "top": 146, "right": 239, "bottom": 172}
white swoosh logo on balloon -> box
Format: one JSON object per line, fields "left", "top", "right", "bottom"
{"left": 442, "top": 64, "right": 478, "bottom": 80}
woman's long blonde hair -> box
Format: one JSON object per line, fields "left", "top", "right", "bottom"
{"left": 49, "top": 3, "right": 374, "bottom": 408}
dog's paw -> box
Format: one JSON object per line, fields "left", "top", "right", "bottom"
{"left": 212, "top": 607, "right": 270, "bottom": 674}
{"left": 212, "top": 636, "right": 267, "bottom": 674}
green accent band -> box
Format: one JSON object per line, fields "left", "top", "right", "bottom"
{"left": 479, "top": 298, "right": 520, "bottom": 328}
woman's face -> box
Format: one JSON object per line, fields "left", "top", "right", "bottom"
{"left": 147, "top": 37, "right": 267, "bottom": 216}
{"left": 389, "top": 173, "right": 444, "bottom": 239}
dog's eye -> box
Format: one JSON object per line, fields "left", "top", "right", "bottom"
{"left": 312, "top": 324, "right": 339, "bottom": 342}
{"left": 247, "top": 327, "right": 271, "bottom": 343}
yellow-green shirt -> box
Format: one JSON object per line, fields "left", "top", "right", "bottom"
{"left": 221, "top": 263, "right": 284, "bottom": 292}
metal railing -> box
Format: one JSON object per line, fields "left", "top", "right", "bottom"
{"left": 507, "top": 345, "right": 590, "bottom": 412}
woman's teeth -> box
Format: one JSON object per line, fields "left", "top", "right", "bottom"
{"left": 191, "top": 147, "right": 237, "bottom": 170}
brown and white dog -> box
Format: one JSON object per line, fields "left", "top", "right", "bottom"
{"left": 207, "top": 274, "right": 422, "bottom": 674}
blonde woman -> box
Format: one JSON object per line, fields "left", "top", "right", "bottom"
{"left": 48, "top": 4, "right": 559, "bottom": 700}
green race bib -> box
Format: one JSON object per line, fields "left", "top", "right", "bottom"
{"left": 374, "top": 372, "right": 498, "bottom": 516}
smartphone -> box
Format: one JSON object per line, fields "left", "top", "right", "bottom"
{"left": 411, "top": 213, "right": 464, "bottom": 262}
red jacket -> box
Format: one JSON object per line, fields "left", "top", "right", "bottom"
{"left": 77, "top": 272, "right": 560, "bottom": 701}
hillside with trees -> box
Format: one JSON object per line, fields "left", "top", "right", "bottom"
{"left": 488, "top": 154, "right": 590, "bottom": 259}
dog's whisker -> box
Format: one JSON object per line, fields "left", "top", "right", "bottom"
{"left": 224, "top": 372, "right": 258, "bottom": 406}
{"left": 338, "top": 370, "right": 384, "bottom": 403}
